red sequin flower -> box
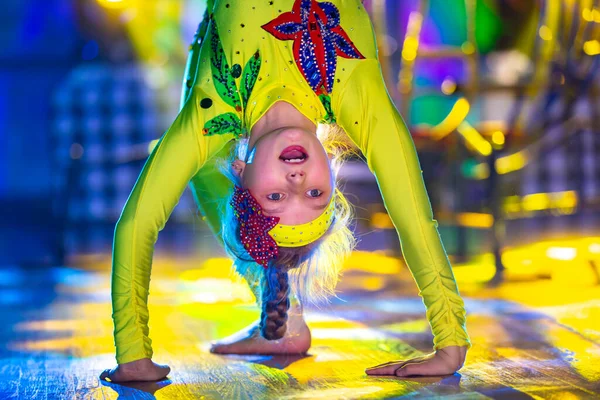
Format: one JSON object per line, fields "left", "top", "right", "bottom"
{"left": 262, "top": 0, "right": 365, "bottom": 95}
{"left": 231, "top": 186, "right": 280, "bottom": 268}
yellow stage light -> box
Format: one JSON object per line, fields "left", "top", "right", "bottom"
{"left": 491, "top": 131, "right": 505, "bottom": 146}
{"left": 547, "top": 247, "right": 577, "bottom": 261}
{"left": 371, "top": 212, "right": 395, "bottom": 230}
{"left": 451, "top": 254, "right": 496, "bottom": 284}
{"left": 503, "top": 191, "right": 578, "bottom": 216}
{"left": 589, "top": 243, "right": 600, "bottom": 254}
{"left": 430, "top": 98, "right": 470, "bottom": 140}
{"left": 97, "top": 0, "right": 130, "bottom": 10}
{"left": 503, "top": 195, "right": 521, "bottom": 214}
{"left": 401, "top": 12, "right": 422, "bottom": 62}
{"left": 456, "top": 212, "right": 494, "bottom": 228}
{"left": 402, "top": 47, "right": 417, "bottom": 61}
{"left": 539, "top": 25, "right": 553, "bottom": 41}
{"left": 583, "top": 40, "right": 600, "bottom": 56}
{"left": 554, "top": 190, "right": 578, "bottom": 209}
{"left": 470, "top": 150, "right": 529, "bottom": 180}
{"left": 452, "top": 236, "right": 600, "bottom": 287}
{"left": 522, "top": 193, "right": 550, "bottom": 211}
{"left": 362, "top": 277, "right": 385, "bottom": 291}
{"left": 457, "top": 121, "right": 493, "bottom": 156}
{"left": 404, "top": 37, "right": 419, "bottom": 50}
{"left": 343, "top": 251, "right": 402, "bottom": 275}
{"left": 496, "top": 150, "right": 528, "bottom": 174}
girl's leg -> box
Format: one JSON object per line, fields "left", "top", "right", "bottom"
{"left": 188, "top": 143, "right": 234, "bottom": 243}
{"left": 189, "top": 146, "right": 311, "bottom": 355}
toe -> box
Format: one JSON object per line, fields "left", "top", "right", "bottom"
{"left": 210, "top": 343, "right": 227, "bottom": 354}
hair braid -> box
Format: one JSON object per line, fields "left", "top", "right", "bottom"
{"left": 258, "top": 244, "right": 317, "bottom": 340}
{"left": 260, "top": 264, "right": 291, "bottom": 340}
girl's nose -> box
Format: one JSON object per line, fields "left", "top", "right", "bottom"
{"left": 287, "top": 171, "right": 305, "bottom": 184}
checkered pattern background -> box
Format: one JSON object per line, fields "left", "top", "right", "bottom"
{"left": 50, "top": 64, "right": 202, "bottom": 255}
{"left": 519, "top": 93, "right": 600, "bottom": 234}
{"left": 521, "top": 121, "right": 599, "bottom": 201}
{"left": 476, "top": 54, "right": 600, "bottom": 238}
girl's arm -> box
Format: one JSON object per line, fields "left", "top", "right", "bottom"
{"left": 335, "top": 59, "right": 471, "bottom": 355}
{"left": 111, "top": 85, "right": 233, "bottom": 365}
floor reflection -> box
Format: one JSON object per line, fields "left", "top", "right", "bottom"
{"left": 1, "top": 243, "right": 600, "bottom": 399}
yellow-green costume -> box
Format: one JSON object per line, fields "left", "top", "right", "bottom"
{"left": 111, "top": 0, "right": 472, "bottom": 365}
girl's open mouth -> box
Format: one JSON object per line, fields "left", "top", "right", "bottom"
{"left": 279, "top": 145, "right": 308, "bottom": 164}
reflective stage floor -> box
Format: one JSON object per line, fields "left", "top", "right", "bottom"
{"left": 1, "top": 243, "right": 600, "bottom": 399}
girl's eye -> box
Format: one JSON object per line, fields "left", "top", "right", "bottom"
{"left": 267, "top": 193, "right": 284, "bottom": 201}
{"left": 306, "top": 189, "right": 323, "bottom": 198}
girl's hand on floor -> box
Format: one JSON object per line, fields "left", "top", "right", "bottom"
{"left": 100, "top": 358, "right": 171, "bottom": 383}
{"left": 365, "top": 345, "right": 468, "bottom": 377}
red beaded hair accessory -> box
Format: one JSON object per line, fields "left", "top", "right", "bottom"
{"left": 231, "top": 185, "right": 280, "bottom": 268}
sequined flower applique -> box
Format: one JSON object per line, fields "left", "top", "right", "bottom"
{"left": 231, "top": 186, "right": 280, "bottom": 268}
{"left": 262, "top": 0, "right": 365, "bottom": 123}
{"left": 202, "top": 22, "right": 262, "bottom": 138}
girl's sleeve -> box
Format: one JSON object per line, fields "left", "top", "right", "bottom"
{"left": 111, "top": 86, "right": 233, "bottom": 364}
{"left": 335, "top": 58, "right": 472, "bottom": 351}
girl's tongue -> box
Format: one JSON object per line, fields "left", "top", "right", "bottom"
{"left": 280, "top": 149, "right": 304, "bottom": 159}
{"left": 279, "top": 145, "right": 308, "bottom": 161}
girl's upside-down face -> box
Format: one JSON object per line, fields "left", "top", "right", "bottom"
{"left": 232, "top": 127, "right": 334, "bottom": 225}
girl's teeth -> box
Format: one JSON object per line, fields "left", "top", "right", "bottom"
{"left": 284, "top": 158, "right": 303, "bottom": 163}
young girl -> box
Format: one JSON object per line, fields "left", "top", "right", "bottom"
{"left": 101, "top": 0, "right": 471, "bottom": 383}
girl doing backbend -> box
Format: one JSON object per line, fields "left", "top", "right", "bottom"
{"left": 101, "top": 0, "right": 471, "bottom": 382}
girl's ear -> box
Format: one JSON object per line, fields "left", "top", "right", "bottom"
{"left": 232, "top": 159, "right": 246, "bottom": 178}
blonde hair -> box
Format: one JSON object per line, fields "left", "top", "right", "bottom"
{"left": 218, "top": 123, "right": 359, "bottom": 307}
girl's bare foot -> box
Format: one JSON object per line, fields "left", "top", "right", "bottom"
{"left": 210, "top": 308, "right": 311, "bottom": 355}
{"left": 100, "top": 358, "right": 171, "bottom": 383}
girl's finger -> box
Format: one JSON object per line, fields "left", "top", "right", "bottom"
{"left": 366, "top": 361, "right": 406, "bottom": 375}
{"left": 366, "top": 360, "right": 404, "bottom": 370}
{"left": 366, "top": 353, "right": 434, "bottom": 375}
{"left": 395, "top": 359, "right": 453, "bottom": 377}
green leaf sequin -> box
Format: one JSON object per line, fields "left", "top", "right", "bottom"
{"left": 209, "top": 24, "right": 242, "bottom": 109}
{"left": 240, "top": 51, "right": 261, "bottom": 108}
{"left": 203, "top": 22, "right": 262, "bottom": 138}
{"left": 203, "top": 113, "right": 244, "bottom": 138}
{"left": 319, "top": 94, "right": 336, "bottom": 124}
